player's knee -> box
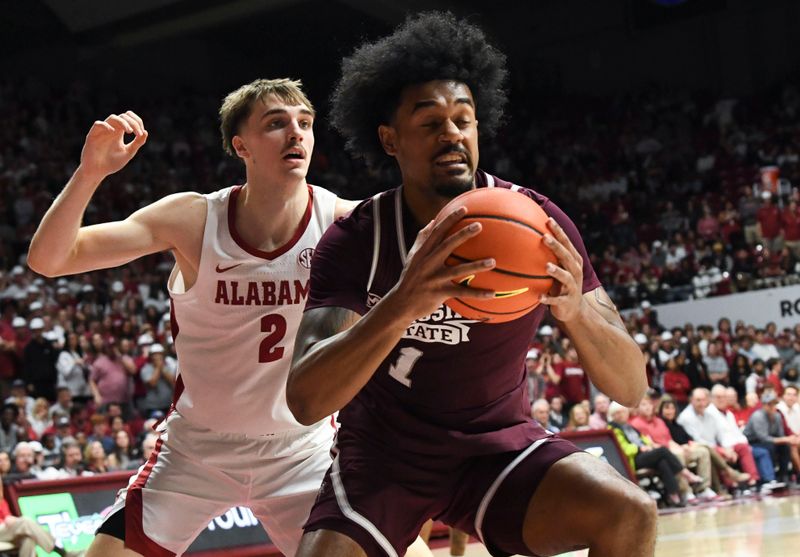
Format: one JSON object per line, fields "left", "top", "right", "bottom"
{"left": 614, "top": 483, "right": 658, "bottom": 535}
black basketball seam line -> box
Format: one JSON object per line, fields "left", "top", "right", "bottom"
{"left": 448, "top": 254, "right": 551, "bottom": 280}
{"left": 460, "top": 214, "right": 546, "bottom": 236}
{"left": 453, "top": 297, "right": 541, "bottom": 316}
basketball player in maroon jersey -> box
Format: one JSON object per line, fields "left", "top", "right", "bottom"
{"left": 288, "top": 12, "right": 656, "bottom": 557}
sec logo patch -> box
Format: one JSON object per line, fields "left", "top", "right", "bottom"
{"left": 298, "top": 248, "right": 315, "bottom": 269}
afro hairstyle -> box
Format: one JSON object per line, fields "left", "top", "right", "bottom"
{"left": 330, "top": 11, "right": 508, "bottom": 169}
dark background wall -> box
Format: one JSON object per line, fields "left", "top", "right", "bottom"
{"left": 3, "top": 0, "right": 799, "bottom": 102}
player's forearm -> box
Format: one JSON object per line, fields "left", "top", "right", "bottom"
{"left": 559, "top": 304, "right": 647, "bottom": 407}
{"left": 28, "top": 166, "right": 104, "bottom": 277}
{"left": 287, "top": 294, "right": 411, "bottom": 425}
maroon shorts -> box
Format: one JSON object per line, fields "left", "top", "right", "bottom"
{"left": 304, "top": 434, "right": 580, "bottom": 557}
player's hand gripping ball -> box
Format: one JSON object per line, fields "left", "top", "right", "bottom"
{"left": 434, "top": 188, "right": 557, "bottom": 323}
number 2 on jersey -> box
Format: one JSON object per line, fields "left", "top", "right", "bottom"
{"left": 388, "top": 346, "right": 423, "bottom": 387}
{"left": 259, "top": 314, "right": 287, "bottom": 362}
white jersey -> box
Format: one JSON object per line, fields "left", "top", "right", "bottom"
{"left": 168, "top": 184, "right": 338, "bottom": 435}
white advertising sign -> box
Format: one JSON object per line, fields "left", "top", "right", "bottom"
{"left": 648, "top": 284, "right": 800, "bottom": 330}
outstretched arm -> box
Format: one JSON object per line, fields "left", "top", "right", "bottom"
{"left": 28, "top": 112, "right": 204, "bottom": 277}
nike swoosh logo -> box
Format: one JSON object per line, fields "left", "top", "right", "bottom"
{"left": 457, "top": 275, "right": 529, "bottom": 299}
{"left": 215, "top": 263, "right": 243, "bottom": 273}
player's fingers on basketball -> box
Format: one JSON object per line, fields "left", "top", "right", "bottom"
{"left": 428, "top": 206, "right": 467, "bottom": 244}
{"left": 442, "top": 258, "right": 495, "bottom": 283}
{"left": 105, "top": 114, "right": 133, "bottom": 134}
{"left": 547, "top": 218, "right": 583, "bottom": 266}
{"left": 433, "top": 222, "right": 481, "bottom": 262}
{"left": 543, "top": 233, "right": 581, "bottom": 278}
{"left": 545, "top": 261, "right": 575, "bottom": 287}
{"left": 446, "top": 284, "right": 495, "bottom": 300}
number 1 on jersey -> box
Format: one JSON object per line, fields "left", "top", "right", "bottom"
{"left": 388, "top": 347, "right": 423, "bottom": 387}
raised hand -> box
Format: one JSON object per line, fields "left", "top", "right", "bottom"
{"left": 80, "top": 111, "right": 148, "bottom": 180}
{"left": 391, "top": 206, "right": 495, "bottom": 322}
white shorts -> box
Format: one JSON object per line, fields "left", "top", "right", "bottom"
{"left": 104, "top": 411, "right": 335, "bottom": 556}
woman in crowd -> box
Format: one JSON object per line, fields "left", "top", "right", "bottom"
{"left": 83, "top": 440, "right": 110, "bottom": 474}
{"left": 663, "top": 358, "right": 692, "bottom": 409}
{"left": 729, "top": 354, "right": 751, "bottom": 399}
{"left": 27, "top": 398, "right": 51, "bottom": 439}
{"left": 683, "top": 343, "right": 711, "bottom": 390}
{"left": 56, "top": 332, "right": 91, "bottom": 402}
{"left": 565, "top": 404, "right": 591, "bottom": 432}
{"left": 107, "top": 429, "right": 137, "bottom": 470}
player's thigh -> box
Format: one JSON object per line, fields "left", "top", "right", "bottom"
{"left": 296, "top": 528, "right": 367, "bottom": 557}
{"left": 521, "top": 451, "right": 655, "bottom": 555}
{"left": 85, "top": 533, "right": 144, "bottom": 557}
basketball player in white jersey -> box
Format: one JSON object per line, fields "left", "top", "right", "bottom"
{"left": 28, "top": 79, "right": 432, "bottom": 557}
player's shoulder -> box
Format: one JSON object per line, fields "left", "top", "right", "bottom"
{"left": 484, "top": 171, "right": 552, "bottom": 207}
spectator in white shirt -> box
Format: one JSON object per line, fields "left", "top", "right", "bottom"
{"left": 751, "top": 330, "right": 780, "bottom": 362}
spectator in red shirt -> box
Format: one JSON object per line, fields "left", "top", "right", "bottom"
{"left": 756, "top": 193, "right": 783, "bottom": 252}
{"left": 552, "top": 347, "right": 590, "bottom": 408}
{"left": 732, "top": 392, "right": 761, "bottom": 428}
{"left": 782, "top": 199, "right": 800, "bottom": 259}
{"left": 663, "top": 358, "right": 692, "bottom": 407}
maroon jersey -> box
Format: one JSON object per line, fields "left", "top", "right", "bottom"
{"left": 306, "top": 171, "right": 601, "bottom": 459}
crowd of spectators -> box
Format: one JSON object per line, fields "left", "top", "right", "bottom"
{"left": 527, "top": 308, "right": 800, "bottom": 507}
{"left": 2, "top": 76, "right": 800, "bottom": 511}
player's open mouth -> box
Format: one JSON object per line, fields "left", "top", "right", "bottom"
{"left": 434, "top": 154, "right": 468, "bottom": 167}
{"left": 282, "top": 148, "right": 305, "bottom": 160}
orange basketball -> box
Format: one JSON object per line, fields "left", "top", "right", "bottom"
{"left": 434, "top": 187, "right": 558, "bottom": 324}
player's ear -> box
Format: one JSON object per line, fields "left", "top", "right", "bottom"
{"left": 232, "top": 136, "right": 249, "bottom": 160}
{"left": 378, "top": 125, "right": 397, "bottom": 157}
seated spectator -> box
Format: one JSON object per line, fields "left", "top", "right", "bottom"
{"left": 0, "top": 405, "right": 21, "bottom": 459}
{"left": 746, "top": 359, "right": 768, "bottom": 395}
{"left": 8, "top": 442, "right": 37, "bottom": 480}
{"left": 48, "top": 388, "right": 73, "bottom": 420}
{"left": 729, "top": 354, "right": 751, "bottom": 399}
{"left": 658, "top": 397, "right": 749, "bottom": 495}
{"left": 776, "top": 384, "right": 800, "bottom": 484}
{"left": 765, "top": 359, "right": 785, "bottom": 397}
{"left": 679, "top": 388, "right": 762, "bottom": 488}
{"left": 565, "top": 404, "right": 591, "bottom": 432}
{"left": 548, "top": 396, "right": 567, "bottom": 431}
{"left": 732, "top": 391, "right": 760, "bottom": 427}
{"left": 107, "top": 429, "right": 138, "bottom": 470}
{"left": 4, "top": 380, "right": 33, "bottom": 417}
{"left": 84, "top": 440, "right": 111, "bottom": 474}
{"left": 631, "top": 397, "right": 716, "bottom": 500}
{"left": 703, "top": 343, "right": 729, "bottom": 385}
{"left": 58, "top": 440, "right": 88, "bottom": 477}
{"left": 87, "top": 414, "right": 114, "bottom": 455}
{"left": 589, "top": 394, "right": 610, "bottom": 429}
{"left": 744, "top": 392, "right": 799, "bottom": 486}
{"left": 683, "top": 343, "right": 711, "bottom": 390}
{"left": 27, "top": 397, "right": 51, "bottom": 439}
{"left": 0, "top": 475, "right": 81, "bottom": 557}
{"left": 0, "top": 451, "right": 10, "bottom": 476}
{"left": 608, "top": 402, "right": 701, "bottom": 507}
{"left": 531, "top": 399, "right": 559, "bottom": 433}
{"left": 39, "top": 433, "right": 60, "bottom": 468}
{"left": 662, "top": 358, "right": 691, "bottom": 408}
{"left": 138, "top": 343, "right": 176, "bottom": 416}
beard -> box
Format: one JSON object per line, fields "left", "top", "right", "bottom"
{"left": 432, "top": 171, "right": 474, "bottom": 198}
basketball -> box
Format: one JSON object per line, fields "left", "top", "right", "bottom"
{"left": 434, "top": 187, "right": 558, "bottom": 323}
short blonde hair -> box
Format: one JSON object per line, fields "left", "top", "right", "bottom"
{"left": 219, "top": 78, "right": 314, "bottom": 158}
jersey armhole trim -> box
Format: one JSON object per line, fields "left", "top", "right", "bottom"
{"left": 366, "top": 193, "right": 382, "bottom": 292}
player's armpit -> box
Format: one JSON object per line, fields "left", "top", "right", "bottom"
{"left": 583, "top": 287, "right": 627, "bottom": 334}
{"left": 292, "top": 306, "right": 361, "bottom": 366}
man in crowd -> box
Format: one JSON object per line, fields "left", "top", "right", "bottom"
{"left": 744, "top": 392, "right": 799, "bottom": 487}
